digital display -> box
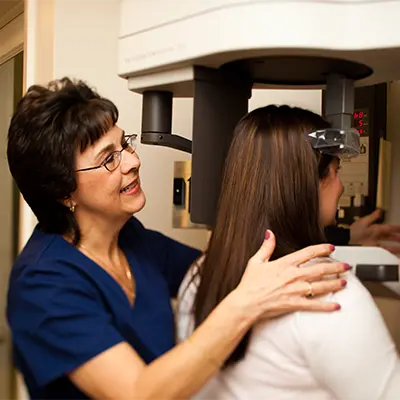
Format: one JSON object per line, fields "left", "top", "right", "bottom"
{"left": 353, "top": 109, "right": 369, "bottom": 135}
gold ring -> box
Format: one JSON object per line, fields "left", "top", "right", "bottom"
{"left": 306, "top": 282, "right": 313, "bottom": 298}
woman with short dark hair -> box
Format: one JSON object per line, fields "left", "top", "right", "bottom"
{"left": 7, "top": 79, "right": 348, "bottom": 400}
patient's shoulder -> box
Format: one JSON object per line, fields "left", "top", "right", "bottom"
{"left": 300, "top": 256, "right": 341, "bottom": 282}
{"left": 178, "top": 255, "right": 204, "bottom": 301}
{"left": 298, "top": 255, "right": 374, "bottom": 320}
{"left": 176, "top": 256, "right": 204, "bottom": 342}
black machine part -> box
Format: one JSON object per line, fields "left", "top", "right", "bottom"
{"left": 141, "top": 91, "right": 192, "bottom": 153}
{"left": 139, "top": 56, "right": 373, "bottom": 226}
{"left": 356, "top": 264, "right": 399, "bottom": 282}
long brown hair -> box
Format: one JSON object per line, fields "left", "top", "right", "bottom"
{"left": 193, "top": 105, "right": 333, "bottom": 367}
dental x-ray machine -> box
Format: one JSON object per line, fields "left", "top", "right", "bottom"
{"left": 118, "top": 0, "right": 400, "bottom": 288}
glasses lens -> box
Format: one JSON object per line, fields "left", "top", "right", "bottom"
{"left": 104, "top": 152, "right": 121, "bottom": 171}
{"left": 124, "top": 135, "right": 137, "bottom": 153}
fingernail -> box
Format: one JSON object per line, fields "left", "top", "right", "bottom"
{"left": 329, "top": 244, "right": 335, "bottom": 251}
{"left": 341, "top": 280, "right": 347, "bottom": 287}
{"left": 265, "top": 230, "right": 270, "bottom": 240}
{"left": 334, "top": 304, "right": 341, "bottom": 310}
{"left": 344, "top": 263, "right": 352, "bottom": 271}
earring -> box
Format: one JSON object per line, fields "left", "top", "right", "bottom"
{"left": 70, "top": 205, "right": 75, "bottom": 213}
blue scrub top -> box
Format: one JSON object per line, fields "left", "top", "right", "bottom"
{"left": 7, "top": 217, "right": 201, "bottom": 399}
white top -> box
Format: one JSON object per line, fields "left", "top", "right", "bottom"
{"left": 177, "top": 257, "right": 400, "bottom": 400}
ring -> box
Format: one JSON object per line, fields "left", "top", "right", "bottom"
{"left": 306, "top": 282, "right": 313, "bottom": 298}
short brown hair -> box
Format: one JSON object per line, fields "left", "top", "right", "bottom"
{"left": 7, "top": 77, "right": 118, "bottom": 244}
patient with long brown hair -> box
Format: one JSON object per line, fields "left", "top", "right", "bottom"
{"left": 178, "top": 105, "right": 400, "bottom": 400}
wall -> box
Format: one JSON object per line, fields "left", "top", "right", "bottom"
{"left": 0, "top": 54, "right": 20, "bottom": 400}
{"left": 0, "top": 3, "right": 25, "bottom": 399}
{"left": 374, "top": 81, "right": 400, "bottom": 349}
{"left": 387, "top": 81, "right": 400, "bottom": 224}
{"left": 0, "top": 2, "right": 23, "bottom": 66}
{"left": 250, "top": 88, "right": 321, "bottom": 113}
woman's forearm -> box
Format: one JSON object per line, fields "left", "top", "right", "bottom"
{"left": 134, "top": 290, "right": 255, "bottom": 400}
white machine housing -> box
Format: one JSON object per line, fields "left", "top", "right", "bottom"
{"left": 119, "top": 0, "right": 400, "bottom": 95}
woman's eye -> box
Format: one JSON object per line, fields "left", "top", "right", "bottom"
{"left": 104, "top": 154, "right": 116, "bottom": 165}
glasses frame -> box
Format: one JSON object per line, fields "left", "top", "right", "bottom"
{"left": 76, "top": 134, "right": 138, "bottom": 173}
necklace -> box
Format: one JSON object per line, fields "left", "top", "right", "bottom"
{"left": 78, "top": 244, "right": 136, "bottom": 306}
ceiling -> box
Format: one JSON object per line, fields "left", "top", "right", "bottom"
{"left": 0, "top": 0, "right": 23, "bottom": 25}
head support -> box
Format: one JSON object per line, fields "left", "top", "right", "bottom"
{"left": 307, "top": 128, "right": 360, "bottom": 158}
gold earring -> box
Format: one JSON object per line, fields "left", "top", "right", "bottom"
{"left": 70, "top": 205, "right": 75, "bottom": 213}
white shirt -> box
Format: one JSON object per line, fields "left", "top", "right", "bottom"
{"left": 177, "top": 258, "right": 400, "bottom": 400}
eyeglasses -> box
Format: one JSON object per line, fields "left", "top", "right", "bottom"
{"left": 76, "top": 134, "right": 137, "bottom": 173}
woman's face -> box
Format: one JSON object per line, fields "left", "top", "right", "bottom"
{"left": 319, "top": 158, "right": 343, "bottom": 227}
{"left": 72, "top": 125, "right": 146, "bottom": 223}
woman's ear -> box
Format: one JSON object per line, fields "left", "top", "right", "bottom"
{"left": 62, "top": 196, "right": 76, "bottom": 212}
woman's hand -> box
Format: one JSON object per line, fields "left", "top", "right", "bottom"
{"left": 349, "top": 209, "right": 400, "bottom": 255}
{"left": 232, "top": 230, "right": 349, "bottom": 321}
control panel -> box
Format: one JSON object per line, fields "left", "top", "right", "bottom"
{"left": 172, "top": 160, "right": 206, "bottom": 229}
{"left": 337, "top": 108, "right": 370, "bottom": 221}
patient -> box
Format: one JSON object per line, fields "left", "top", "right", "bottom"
{"left": 178, "top": 105, "right": 400, "bottom": 400}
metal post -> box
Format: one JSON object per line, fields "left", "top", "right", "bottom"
{"left": 141, "top": 90, "right": 192, "bottom": 153}
{"left": 324, "top": 74, "right": 355, "bottom": 130}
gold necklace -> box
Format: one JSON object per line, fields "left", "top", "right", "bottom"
{"left": 78, "top": 244, "right": 136, "bottom": 305}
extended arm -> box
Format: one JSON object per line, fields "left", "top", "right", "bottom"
{"left": 70, "top": 291, "right": 254, "bottom": 399}
{"left": 70, "top": 236, "right": 348, "bottom": 400}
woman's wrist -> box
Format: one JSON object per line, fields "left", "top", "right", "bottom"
{"left": 222, "top": 288, "right": 262, "bottom": 329}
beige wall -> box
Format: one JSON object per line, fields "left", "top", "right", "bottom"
{"left": 376, "top": 81, "right": 400, "bottom": 350}
{"left": 0, "top": 3, "right": 25, "bottom": 399}
{"left": 387, "top": 81, "right": 400, "bottom": 224}
{"left": 0, "top": 2, "right": 23, "bottom": 66}
{"left": 0, "top": 54, "right": 20, "bottom": 400}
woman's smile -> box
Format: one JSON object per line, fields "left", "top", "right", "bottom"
{"left": 120, "top": 178, "right": 141, "bottom": 196}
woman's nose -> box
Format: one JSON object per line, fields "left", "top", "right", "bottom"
{"left": 120, "top": 149, "right": 141, "bottom": 173}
